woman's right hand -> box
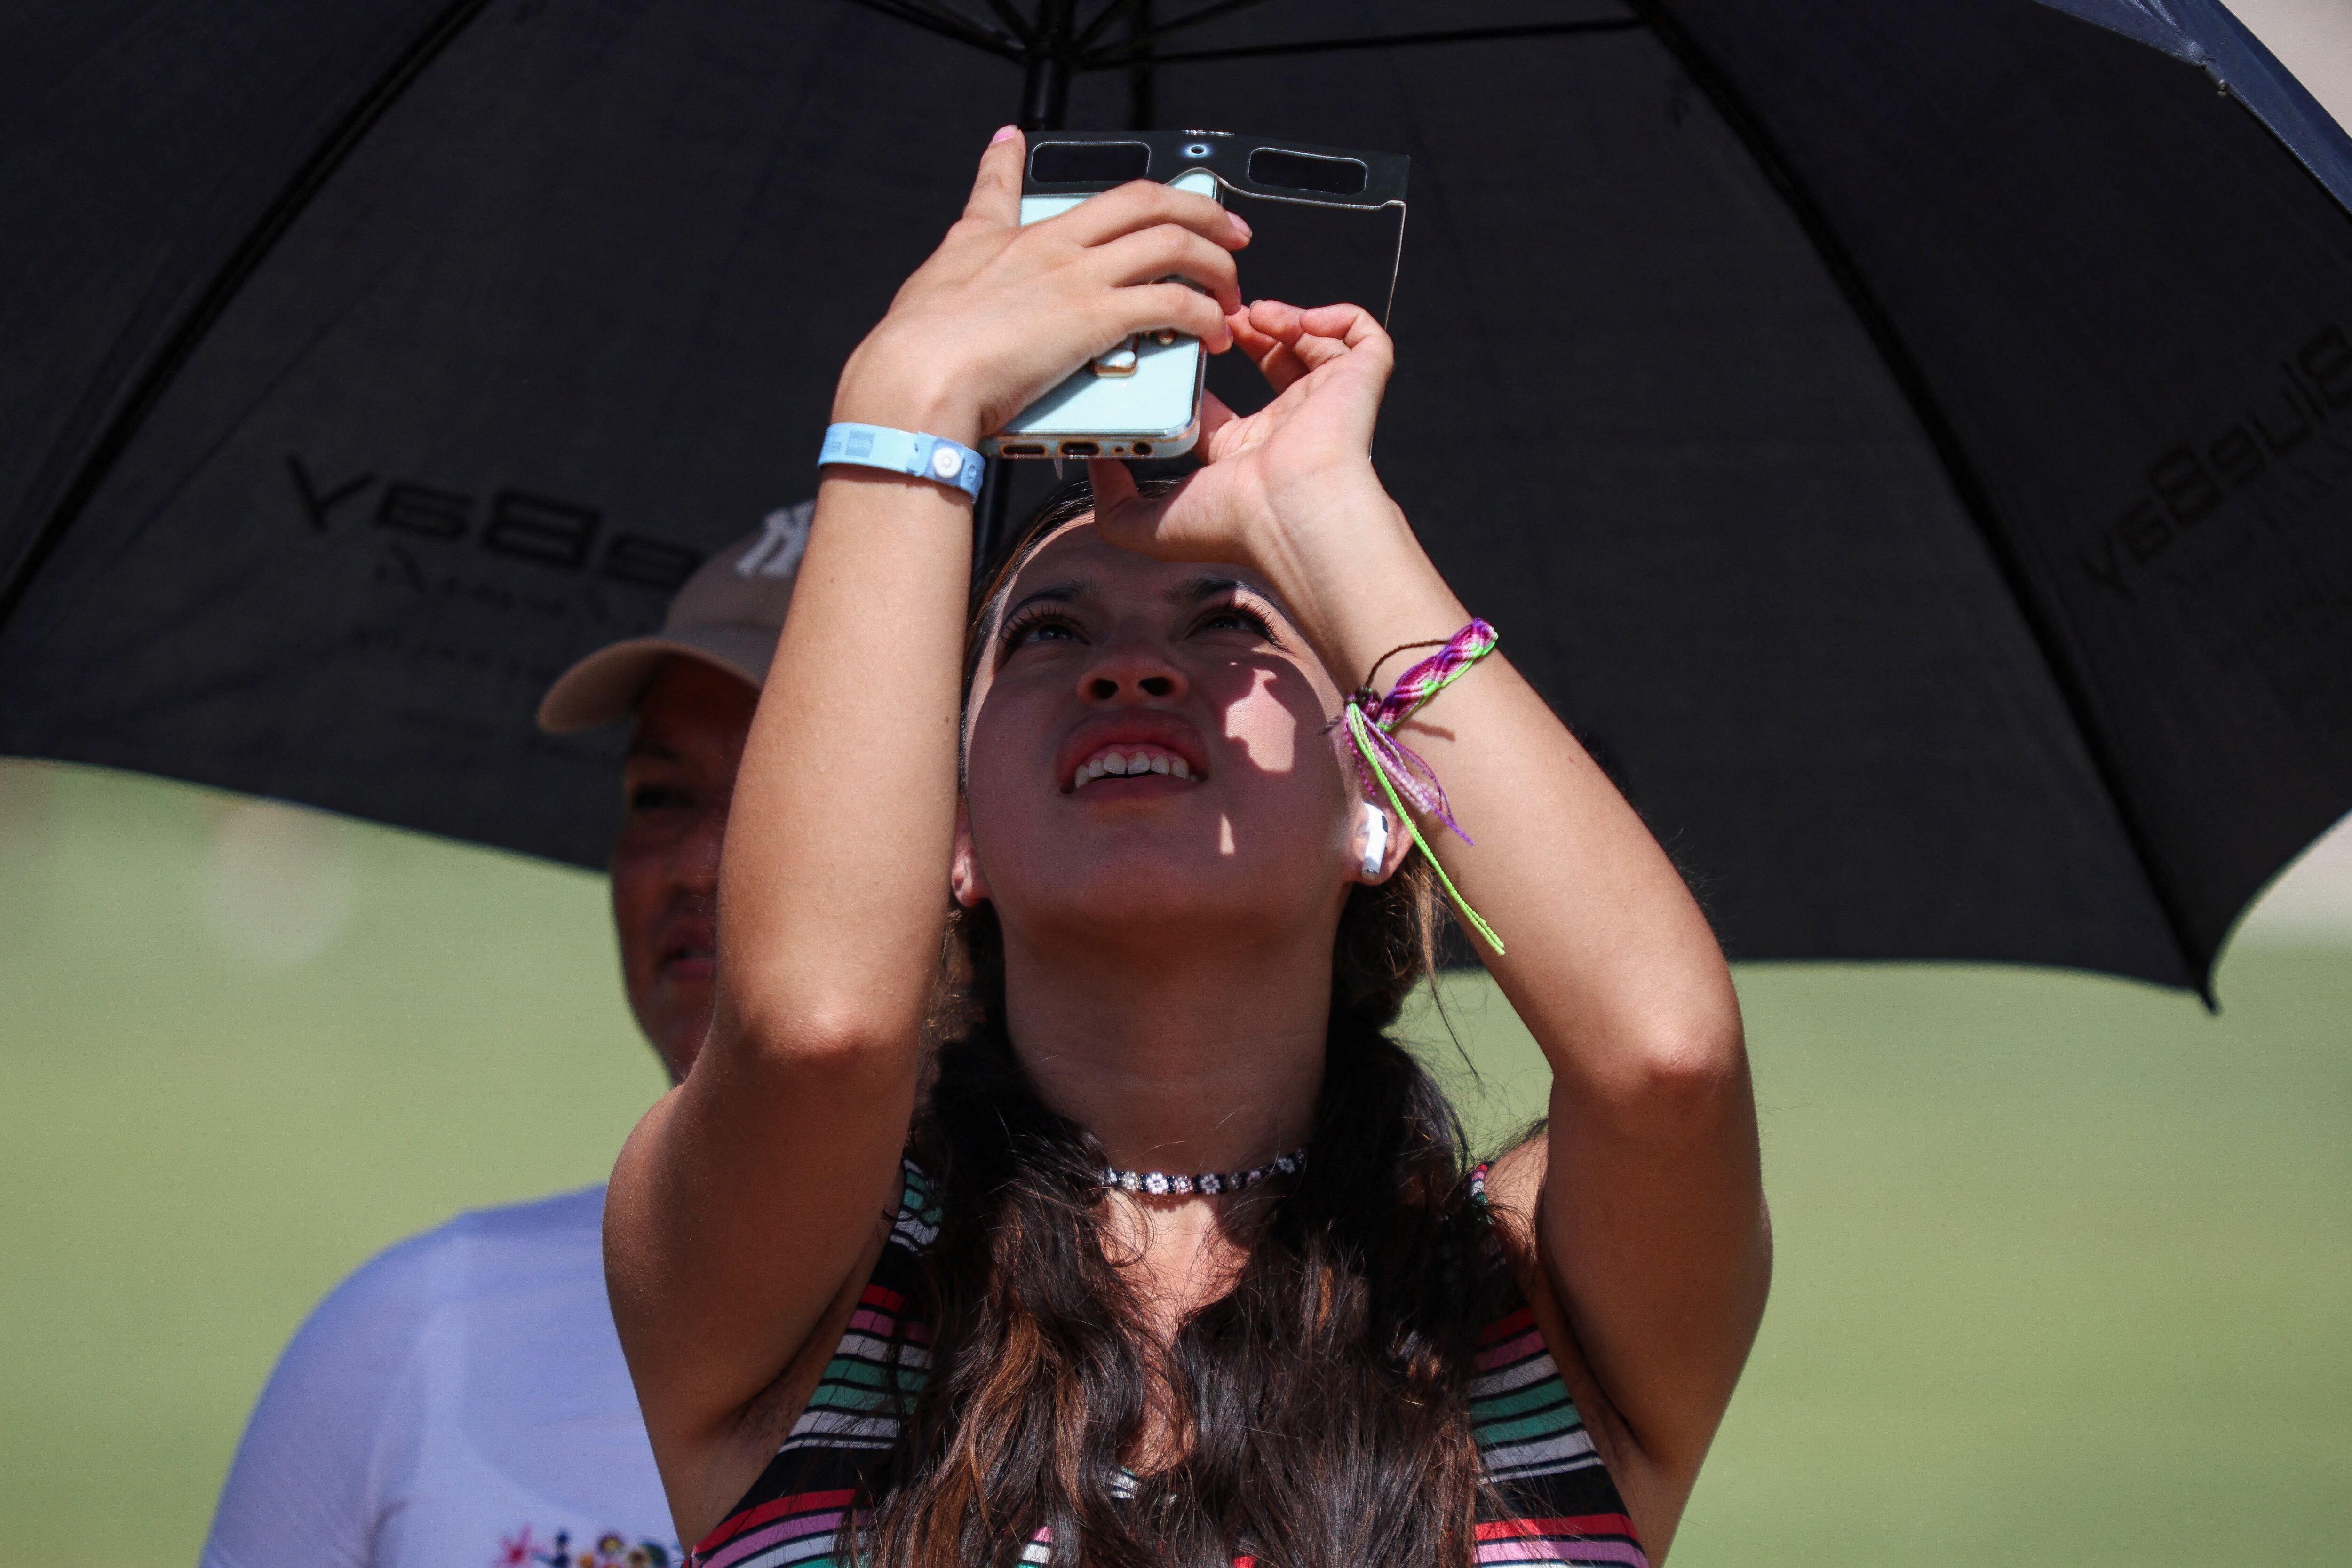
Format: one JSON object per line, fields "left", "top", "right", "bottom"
{"left": 833, "top": 127, "right": 1250, "bottom": 445}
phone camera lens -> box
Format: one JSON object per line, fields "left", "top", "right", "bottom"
{"left": 1182, "top": 142, "right": 1212, "bottom": 159}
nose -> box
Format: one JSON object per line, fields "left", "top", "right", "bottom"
{"left": 674, "top": 796, "right": 728, "bottom": 893}
{"left": 1077, "top": 634, "right": 1187, "bottom": 705}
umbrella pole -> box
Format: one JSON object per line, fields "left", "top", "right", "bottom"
{"left": 1020, "top": 0, "right": 1077, "bottom": 131}
{"left": 976, "top": 0, "right": 1160, "bottom": 572}
{"left": 1127, "top": 1, "right": 1154, "bottom": 131}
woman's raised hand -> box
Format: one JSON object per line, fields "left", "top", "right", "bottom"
{"left": 1089, "top": 299, "right": 1396, "bottom": 583}
{"left": 834, "top": 127, "right": 1248, "bottom": 447}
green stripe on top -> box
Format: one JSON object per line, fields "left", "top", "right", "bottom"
{"left": 817, "top": 1357, "right": 923, "bottom": 1394}
{"left": 803, "top": 1382, "right": 904, "bottom": 1416}
{"left": 1472, "top": 1380, "right": 1581, "bottom": 1421}
{"left": 900, "top": 1163, "right": 940, "bottom": 1226}
{"left": 1473, "top": 1407, "right": 1586, "bottom": 1446}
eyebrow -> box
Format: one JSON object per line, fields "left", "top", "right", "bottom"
{"left": 1167, "top": 574, "right": 1245, "bottom": 604}
{"left": 1001, "top": 580, "right": 1089, "bottom": 621}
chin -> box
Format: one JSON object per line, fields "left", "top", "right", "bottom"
{"left": 1016, "top": 846, "right": 1335, "bottom": 946}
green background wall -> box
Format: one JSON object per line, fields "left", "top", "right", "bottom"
{"left": 2, "top": 760, "right": 2345, "bottom": 1566}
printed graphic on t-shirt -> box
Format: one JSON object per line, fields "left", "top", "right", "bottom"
{"left": 497, "top": 1526, "right": 682, "bottom": 1568}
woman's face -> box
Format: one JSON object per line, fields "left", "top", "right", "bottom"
{"left": 959, "top": 520, "right": 1359, "bottom": 950}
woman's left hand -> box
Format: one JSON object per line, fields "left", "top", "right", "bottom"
{"left": 1088, "top": 299, "right": 1396, "bottom": 582}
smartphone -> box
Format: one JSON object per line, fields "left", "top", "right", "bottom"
{"left": 985, "top": 165, "right": 1221, "bottom": 461}
{"left": 983, "top": 131, "right": 1410, "bottom": 462}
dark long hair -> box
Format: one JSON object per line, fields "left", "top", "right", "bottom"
{"left": 868, "top": 484, "right": 1500, "bottom": 1568}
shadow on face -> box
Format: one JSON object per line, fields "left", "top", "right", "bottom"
{"left": 959, "top": 522, "right": 1359, "bottom": 953}
{"left": 611, "top": 657, "right": 758, "bottom": 1082}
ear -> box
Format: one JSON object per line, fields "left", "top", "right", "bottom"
{"left": 949, "top": 800, "right": 992, "bottom": 908}
{"left": 1345, "top": 797, "right": 1413, "bottom": 887}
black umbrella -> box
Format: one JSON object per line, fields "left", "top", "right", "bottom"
{"left": 3, "top": 0, "right": 2348, "bottom": 997}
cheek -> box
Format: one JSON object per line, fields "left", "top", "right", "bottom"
{"left": 961, "top": 702, "right": 1045, "bottom": 850}
{"left": 1219, "top": 667, "right": 1299, "bottom": 774}
{"left": 1212, "top": 665, "right": 1347, "bottom": 818}
{"left": 607, "top": 847, "right": 662, "bottom": 972}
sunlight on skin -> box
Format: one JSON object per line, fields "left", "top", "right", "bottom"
{"left": 960, "top": 522, "right": 1354, "bottom": 921}
{"left": 1222, "top": 665, "right": 1297, "bottom": 773}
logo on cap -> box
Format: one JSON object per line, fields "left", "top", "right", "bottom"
{"left": 735, "top": 501, "right": 814, "bottom": 581}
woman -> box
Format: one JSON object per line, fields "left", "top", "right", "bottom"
{"left": 606, "top": 127, "right": 1768, "bottom": 1568}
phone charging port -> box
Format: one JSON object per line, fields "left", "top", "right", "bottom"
{"left": 1058, "top": 441, "right": 1100, "bottom": 458}
{"left": 1131, "top": 442, "right": 1153, "bottom": 457}
{"left": 999, "top": 443, "right": 1047, "bottom": 457}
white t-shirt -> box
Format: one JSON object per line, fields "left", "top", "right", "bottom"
{"left": 200, "top": 1186, "right": 681, "bottom": 1568}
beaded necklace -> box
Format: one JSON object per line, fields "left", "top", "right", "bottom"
{"left": 1101, "top": 1146, "right": 1308, "bottom": 1197}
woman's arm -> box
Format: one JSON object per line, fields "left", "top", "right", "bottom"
{"left": 1092, "top": 301, "right": 1768, "bottom": 1553}
{"left": 604, "top": 130, "right": 1247, "bottom": 1542}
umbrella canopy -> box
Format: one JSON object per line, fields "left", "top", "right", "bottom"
{"left": 2, "top": 0, "right": 2348, "bottom": 996}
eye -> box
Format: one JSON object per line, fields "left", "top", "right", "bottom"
{"left": 1191, "top": 599, "right": 1275, "bottom": 639}
{"left": 628, "top": 783, "right": 691, "bottom": 813}
{"left": 1000, "top": 605, "right": 1086, "bottom": 654}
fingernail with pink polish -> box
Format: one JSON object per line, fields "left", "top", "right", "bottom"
{"left": 990, "top": 124, "right": 1020, "bottom": 145}
{"left": 1227, "top": 211, "right": 1253, "bottom": 242}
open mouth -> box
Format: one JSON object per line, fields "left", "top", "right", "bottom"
{"left": 1073, "top": 744, "right": 1194, "bottom": 789}
{"left": 1056, "top": 715, "right": 1211, "bottom": 794}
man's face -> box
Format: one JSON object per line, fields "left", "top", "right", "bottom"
{"left": 611, "top": 657, "right": 758, "bottom": 1082}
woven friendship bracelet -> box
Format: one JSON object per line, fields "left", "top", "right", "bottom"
{"left": 1335, "top": 619, "right": 1505, "bottom": 954}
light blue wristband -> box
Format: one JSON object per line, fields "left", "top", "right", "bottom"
{"left": 818, "top": 423, "right": 985, "bottom": 501}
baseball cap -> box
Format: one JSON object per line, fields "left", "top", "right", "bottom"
{"left": 537, "top": 500, "right": 812, "bottom": 732}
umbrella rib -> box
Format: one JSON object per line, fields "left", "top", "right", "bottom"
{"left": 1084, "top": 16, "right": 1646, "bottom": 69}
{"left": 839, "top": 0, "right": 1025, "bottom": 58}
{"left": 1073, "top": 0, "right": 1157, "bottom": 51}
{"left": 977, "top": 0, "right": 1041, "bottom": 47}
{"left": 1088, "top": 0, "right": 1282, "bottom": 55}
{"left": 1626, "top": 0, "right": 2216, "bottom": 997}
{"left": 0, "top": 0, "right": 501, "bottom": 634}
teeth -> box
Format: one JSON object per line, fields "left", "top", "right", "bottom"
{"left": 1072, "top": 747, "right": 1197, "bottom": 788}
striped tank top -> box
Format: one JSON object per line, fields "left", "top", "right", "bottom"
{"left": 691, "top": 1162, "right": 1648, "bottom": 1568}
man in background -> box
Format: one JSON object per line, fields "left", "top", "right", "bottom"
{"left": 198, "top": 504, "right": 812, "bottom": 1568}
